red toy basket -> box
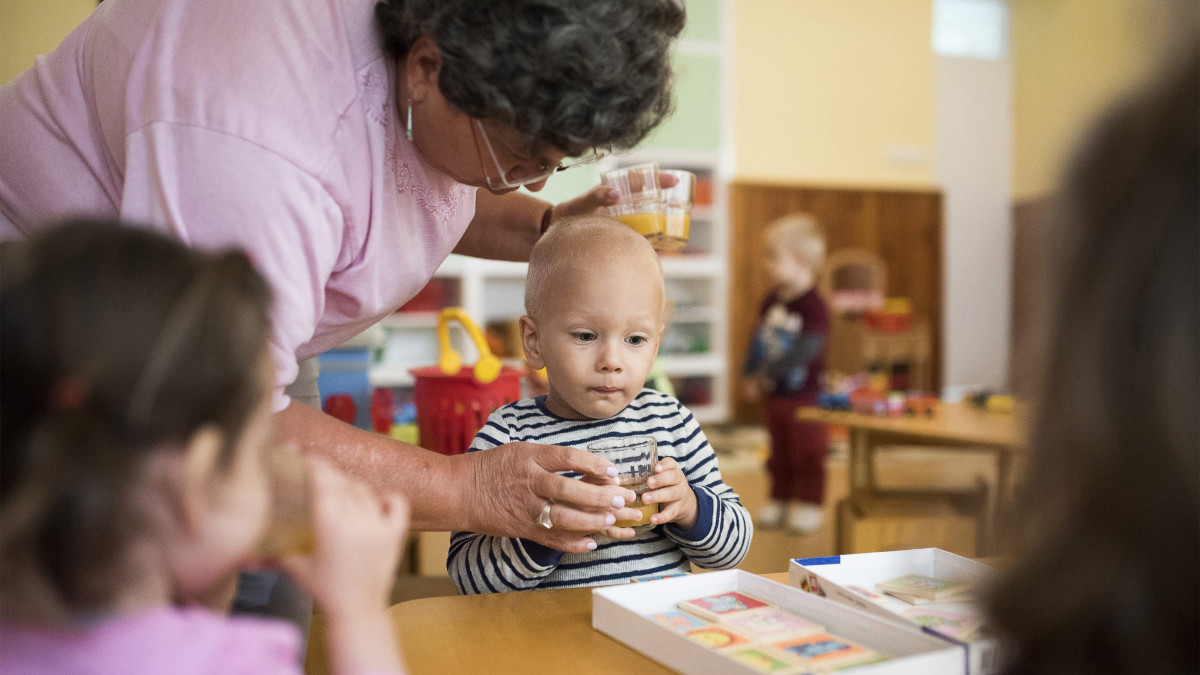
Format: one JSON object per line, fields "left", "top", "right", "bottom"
{"left": 410, "top": 308, "right": 523, "bottom": 455}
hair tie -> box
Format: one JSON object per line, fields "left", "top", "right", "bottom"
{"left": 49, "top": 378, "right": 89, "bottom": 411}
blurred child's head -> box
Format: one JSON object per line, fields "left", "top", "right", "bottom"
{"left": 0, "top": 220, "right": 275, "bottom": 613}
{"left": 988, "top": 41, "right": 1198, "bottom": 674}
{"left": 522, "top": 216, "right": 665, "bottom": 419}
{"left": 763, "top": 214, "right": 825, "bottom": 295}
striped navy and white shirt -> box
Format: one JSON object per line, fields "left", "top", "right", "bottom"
{"left": 448, "top": 389, "right": 752, "bottom": 594}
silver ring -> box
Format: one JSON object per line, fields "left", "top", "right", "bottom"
{"left": 537, "top": 502, "right": 553, "bottom": 529}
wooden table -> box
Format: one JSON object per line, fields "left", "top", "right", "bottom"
{"left": 796, "top": 403, "right": 1024, "bottom": 551}
{"left": 306, "top": 572, "right": 793, "bottom": 675}
{"left": 307, "top": 558, "right": 1002, "bottom": 674}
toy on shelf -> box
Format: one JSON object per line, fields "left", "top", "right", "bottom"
{"left": 822, "top": 386, "right": 938, "bottom": 418}
{"left": 965, "top": 390, "right": 1016, "bottom": 414}
{"left": 370, "top": 387, "right": 394, "bottom": 433}
{"left": 398, "top": 277, "right": 455, "bottom": 313}
{"left": 410, "top": 308, "right": 524, "bottom": 455}
{"left": 388, "top": 402, "right": 418, "bottom": 445}
{"left": 323, "top": 393, "right": 356, "bottom": 425}
{"left": 820, "top": 370, "right": 937, "bottom": 418}
{"left": 863, "top": 297, "right": 914, "bottom": 332}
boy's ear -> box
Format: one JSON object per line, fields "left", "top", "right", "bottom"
{"left": 178, "top": 426, "right": 225, "bottom": 533}
{"left": 519, "top": 315, "right": 546, "bottom": 370}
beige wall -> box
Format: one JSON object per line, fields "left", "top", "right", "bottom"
{"left": 6, "top": 0, "right": 1164, "bottom": 199}
{"left": 1010, "top": 0, "right": 1162, "bottom": 200}
{"left": 0, "top": 0, "right": 95, "bottom": 84}
{"left": 733, "top": 0, "right": 938, "bottom": 189}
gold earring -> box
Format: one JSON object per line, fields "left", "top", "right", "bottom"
{"left": 405, "top": 100, "right": 414, "bottom": 141}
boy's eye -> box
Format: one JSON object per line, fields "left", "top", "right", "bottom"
{"left": 627, "top": 335, "right": 648, "bottom": 346}
{"left": 571, "top": 331, "right": 597, "bottom": 342}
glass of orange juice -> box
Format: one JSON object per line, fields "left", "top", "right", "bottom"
{"left": 601, "top": 164, "right": 695, "bottom": 251}
{"left": 658, "top": 169, "right": 695, "bottom": 251}
{"left": 600, "top": 163, "right": 666, "bottom": 242}
{"left": 257, "top": 445, "right": 315, "bottom": 559}
{"left": 586, "top": 436, "right": 659, "bottom": 528}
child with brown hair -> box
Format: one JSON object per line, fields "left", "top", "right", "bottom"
{"left": 987, "top": 38, "right": 1198, "bottom": 675}
{"left": 0, "top": 220, "right": 408, "bottom": 674}
{"left": 743, "top": 214, "right": 831, "bottom": 534}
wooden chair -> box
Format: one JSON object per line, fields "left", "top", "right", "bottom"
{"left": 819, "top": 248, "right": 887, "bottom": 320}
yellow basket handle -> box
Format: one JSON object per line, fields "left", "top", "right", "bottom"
{"left": 436, "top": 308, "right": 502, "bottom": 384}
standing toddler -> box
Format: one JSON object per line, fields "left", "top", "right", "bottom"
{"left": 743, "top": 214, "right": 830, "bottom": 534}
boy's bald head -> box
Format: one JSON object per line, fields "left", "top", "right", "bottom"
{"left": 525, "top": 216, "right": 665, "bottom": 321}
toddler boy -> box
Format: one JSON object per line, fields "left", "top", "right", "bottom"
{"left": 448, "top": 216, "right": 752, "bottom": 593}
{"left": 743, "top": 214, "right": 830, "bottom": 534}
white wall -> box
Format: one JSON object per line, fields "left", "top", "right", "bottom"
{"left": 936, "top": 56, "right": 1014, "bottom": 391}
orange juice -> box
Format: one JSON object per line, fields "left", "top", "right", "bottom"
{"left": 615, "top": 482, "right": 661, "bottom": 528}
{"left": 615, "top": 497, "right": 660, "bottom": 528}
{"left": 654, "top": 212, "right": 690, "bottom": 249}
{"left": 664, "top": 212, "right": 690, "bottom": 240}
{"left": 615, "top": 212, "right": 666, "bottom": 237}
{"left": 258, "top": 446, "right": 316, "bottom": 558}
{"left": 259, "top": 519, "right": 316, "bottom": 558}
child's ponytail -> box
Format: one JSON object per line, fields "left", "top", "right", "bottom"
{"left": 2, "top": 402, "right": 136, "bottom": 607}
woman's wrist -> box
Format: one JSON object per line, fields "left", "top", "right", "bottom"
{"left": 406, "top": 449, "right": 472, "bottom": 531}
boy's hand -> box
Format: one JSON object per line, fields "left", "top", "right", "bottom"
{"left": 641, "top": 458, "right": 698, "bottom": 531}
{"left": 743, "top": 378, "right": 763, "bottom": 403}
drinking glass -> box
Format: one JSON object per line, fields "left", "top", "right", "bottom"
{"left": 600, "top": 163, "right": 666, "bottom": 241}
{"left": 600, "top": 163, "right": 695, "bottom": 250}
{"left": 257, "top": 445, "right": 315, "bottom": 559}
{"left": 658, "top": 169, "right": 696, "bottom": 250}
{"left": 586, "top": 436, "right": 660, "bottom": 528}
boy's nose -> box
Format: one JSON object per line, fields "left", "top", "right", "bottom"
{"left": 596, "top": 343, "right": 622, "bottom": 373}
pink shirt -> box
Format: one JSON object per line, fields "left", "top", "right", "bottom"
{"left": 0, "top": 0, "right": 477, "bottom": 409}
{"left": 0, "top": 607, "right": 302, "bottom": 674}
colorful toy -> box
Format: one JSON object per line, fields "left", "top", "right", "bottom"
{"left": 410, "top": 308, "right": 524, "bottom": 455}
{"left": 718, "top": 607, "right": 824, "bottom": 643}
{"left": 771, "top": 633, "right": 883, "bottom": 670}
{"left": 677, "top": 591, "right": 772, "bottom": 621}
{"left": 683, "top": 625, "right": 754, "bottom": 650}
{"left": 648, "top": 610, "right": 709, "bottom": 633}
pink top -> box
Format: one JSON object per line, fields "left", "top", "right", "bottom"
{"left": 0, "top": 606, "right": 302, "bottom": 674}
{"left": 0, "top": 0, "right": 477, "bottom": 409}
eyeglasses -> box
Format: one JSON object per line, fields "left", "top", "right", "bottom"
{"left": 472, "top": 119, "right": 608, "bottom": 190}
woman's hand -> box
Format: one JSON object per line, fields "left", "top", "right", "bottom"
{"left": 460, "top": 442, "right": 639, "bottom": 552}
{"left": 641, "top": 457, "right": 699, "bottom": 531}
{"left": 547, "top": 185, "right": 619, "bottom": 222}
{"left": 547, "top": 172, "right": 682, "bottom": 225}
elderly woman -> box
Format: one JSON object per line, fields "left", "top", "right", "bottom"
{"left": 0, "top": 0, "right": 684, "bottom": 620}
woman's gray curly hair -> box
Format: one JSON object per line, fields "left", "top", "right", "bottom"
{"left": 375, "top": 0, "right": 686, "bottom": 156}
